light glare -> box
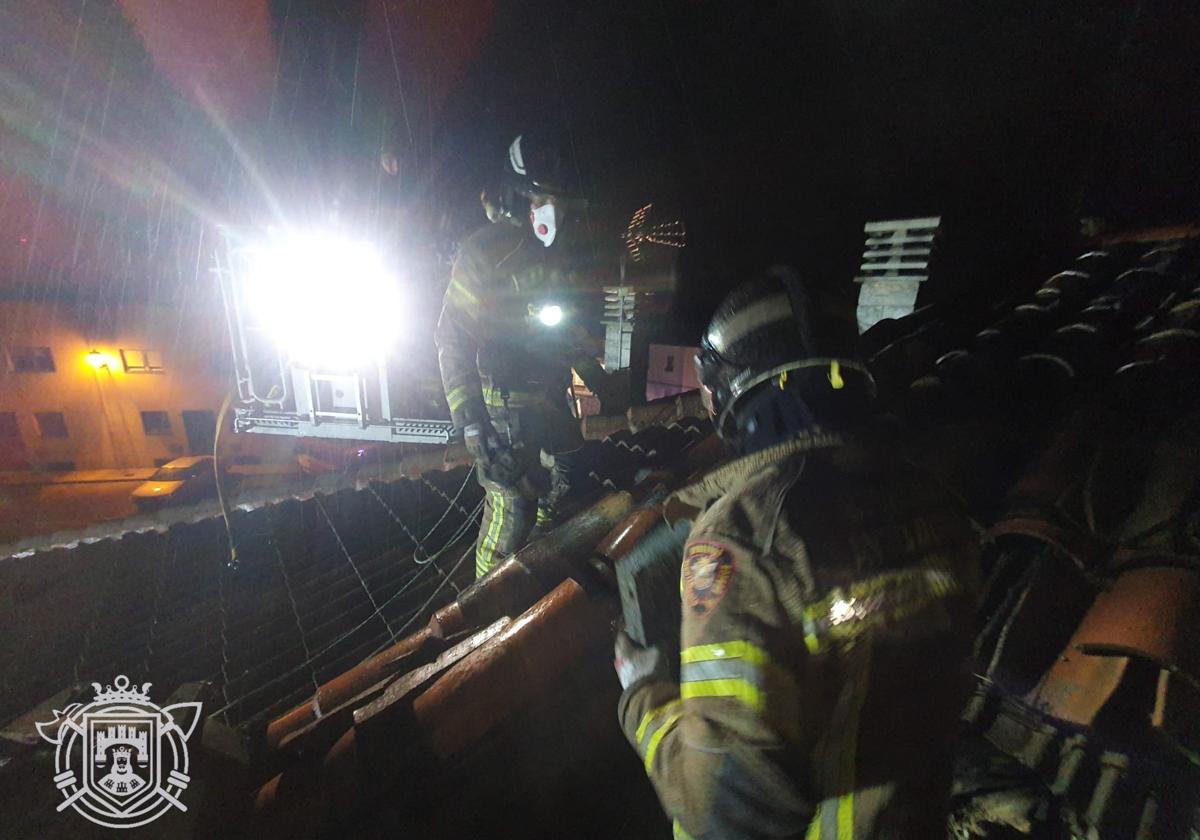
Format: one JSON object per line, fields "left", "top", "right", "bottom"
{"left": 243, "top": 230, "right": 402, "bottom": 368}
{"left": 537, "top": 304, "right": 563, "bottom": 327}
{"left": 829, "top": 598, "right": 857, "bottom": 626}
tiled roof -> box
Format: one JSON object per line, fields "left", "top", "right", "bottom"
{"left": 0, "top": 421, "right": 707, "bottom": 732}
{"left": 4, "top": 235, "right": 1198, "bottom": 839}
{"left": 866, "top": 237, "right": 1200, "bottom": 837}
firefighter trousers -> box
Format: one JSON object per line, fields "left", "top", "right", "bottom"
{"left": 474, "top": 472, "right": 555, "bottom": 578}
{"left": 472, "top": 401, "right": 580, "bottom": 578}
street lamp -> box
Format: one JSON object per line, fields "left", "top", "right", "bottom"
{"left": 85, "top": 348, "right": 129, "bottom": 467}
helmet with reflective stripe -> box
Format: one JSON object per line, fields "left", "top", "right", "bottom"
{"left": 482, "top": 131, "right": 581, "bottom": 235}
{"left": 696, "top": 266, "right": 875, "bottom": 439}
{"left": 503, "top": 131, "right": 575, "bottom": 199}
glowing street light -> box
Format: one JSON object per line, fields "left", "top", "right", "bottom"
{"left": 241, "top": 229, "right": 404, "bottom": 369}
{"left": 86, "top": 349, "right": 110, "bottom": 370}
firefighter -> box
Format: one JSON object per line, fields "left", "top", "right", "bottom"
{"left": 436, "top": 131, "right": 609, "bottom": 578}
{"left": 614, "top": 267, "right": 982, "bottom": 839}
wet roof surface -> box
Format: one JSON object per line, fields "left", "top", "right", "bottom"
{"left": 0, "top": 420, "right": 708, "bottom": 730}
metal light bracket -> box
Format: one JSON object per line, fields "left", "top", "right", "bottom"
{"left": 215, "top": 230, "right": 452, "bottom": 445}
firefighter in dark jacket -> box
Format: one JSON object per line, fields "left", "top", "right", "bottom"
{"left": 436, "top": 132, "right": 609, "bottom": 578}
{"left": 614, "top": 268, "right": 982, "bottom": 839}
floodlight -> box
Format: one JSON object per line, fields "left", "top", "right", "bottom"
{"left": 242, "top": 230, "right": 403, "bottom": 369}
{"left": 218, "top": 226, "right": 452, "bottom": 444}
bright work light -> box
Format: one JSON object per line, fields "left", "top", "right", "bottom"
{"left": 536, "top": 304, "right": 564, "bottom": 327}
{"left": 242, "top": 229, "right": 403, "bottom": 369}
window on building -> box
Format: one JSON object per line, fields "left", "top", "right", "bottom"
{"left": 9, "top": 346, "right": 55, "bottom": 373}
{"left": 121, "top": 349, "right": 165, "bottom": 373}
{"left": 664, "top": 354, "right": 675, "bottom": 373}
{"left": 42, "top": 461, "right": 76, "bottom": 472}
{"left": 34, "top": 412, "right": 68, "bottom": 438}
{"left": 0, "top": 412, "right": 19, "bottom": 439}
{"left": 140, "top": 411, "right": 172, "bottom": 436}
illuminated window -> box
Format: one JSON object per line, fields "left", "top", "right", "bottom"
{"left": 140, "top": 411, "right": 172, "bottom": 436}
{"left": 121, "top": 349, "right": 164, "bottom": 373}
{"left": 0, "top": 412, "right": 19, "bottom": 439}
{"left": 35, "top": 412, "right": 68, "bottom": 438}
{"left": 9, "top": 345, "right": 55, "bottom": 373}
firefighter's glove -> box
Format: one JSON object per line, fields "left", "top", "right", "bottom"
{"left": 542, "top": 450, "right": 573, "bottom": 511}
{"left": 614, "top": 631, "right": 666, "bottom": 690}
{"left": 463, "top": 422, "right": 498, "bottom": 468}
{"left": 487, "top": 446, "right": 524, "bottom": 488}
{"left": 465, "top": 422, "right": 523, "bottom": 487}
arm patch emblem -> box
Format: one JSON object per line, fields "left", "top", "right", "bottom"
{"left": 683, "top": 540, "right": 736, "bottom": 619}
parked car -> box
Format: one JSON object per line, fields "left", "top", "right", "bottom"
{"left": 131, "top": 455, "right": 219, "bottom": 510}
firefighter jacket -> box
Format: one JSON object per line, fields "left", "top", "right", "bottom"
{"left": 435, "top": 221, "right": 606, "bottom": 431}
{"left": 618, "top": 429, "right": 982, "bottom": 839}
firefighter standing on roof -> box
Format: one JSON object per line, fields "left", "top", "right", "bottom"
{"left": 436, "top": 131, "right": 610, "bottom": 578}
{"left": 614, "top": 268, "right": 982, "bottom": 838}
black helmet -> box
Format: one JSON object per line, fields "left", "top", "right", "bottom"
{"left": 483, "top": 131, "right": 580, "bottom": 227}
{"left": 503, "top": 131, "right": 575, "bottom": 199}
{"left": 696, "top": 266, "right": 875, "bottom": 440}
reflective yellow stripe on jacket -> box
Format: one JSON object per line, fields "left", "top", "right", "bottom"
{"left": 807, "top": 638, "right": 873, "bottom": 840}
{"left": 446, "top": 276, "right": 480, "bottom": 311}
{"left": 446, "top": 385, "right": 472, "bottom": 414}
{"left": 679, "top": 641, "right": 770, "bottom": 711}
{"left": 482, "top": 385, "right": 546, "bottom": 410}
{"left": 673, "top": 819, "right": 697, "bottom": 840}
{"left": 801, "top": 564, "right": 961, "bottom": 654}
{"left": 634, "top": 699, "right": 683, "bottom": 771}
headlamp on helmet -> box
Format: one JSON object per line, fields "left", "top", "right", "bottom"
{"left": 530, "top": 302, "right": 564, "bottom": 327}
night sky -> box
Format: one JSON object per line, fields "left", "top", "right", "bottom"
{"left": 2, "top": 1, "right": 1199, "bottom": 343}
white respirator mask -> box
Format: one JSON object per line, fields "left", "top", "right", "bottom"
{"left": 530, "top": 202, "right": 559, "bottom": 247}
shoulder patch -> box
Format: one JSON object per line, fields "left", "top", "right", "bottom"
{"left": 682, "top": 540, "right": 736, "bottom": 619}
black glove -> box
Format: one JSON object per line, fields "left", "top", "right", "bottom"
{"left": 464, "top": 422, "right": 523, "bottom": 487}
{"left": 463, "top": 422, "right": 499, "bottom": 467}
{"left": 488, "top": 446, "right": 525, "bottom": 488}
